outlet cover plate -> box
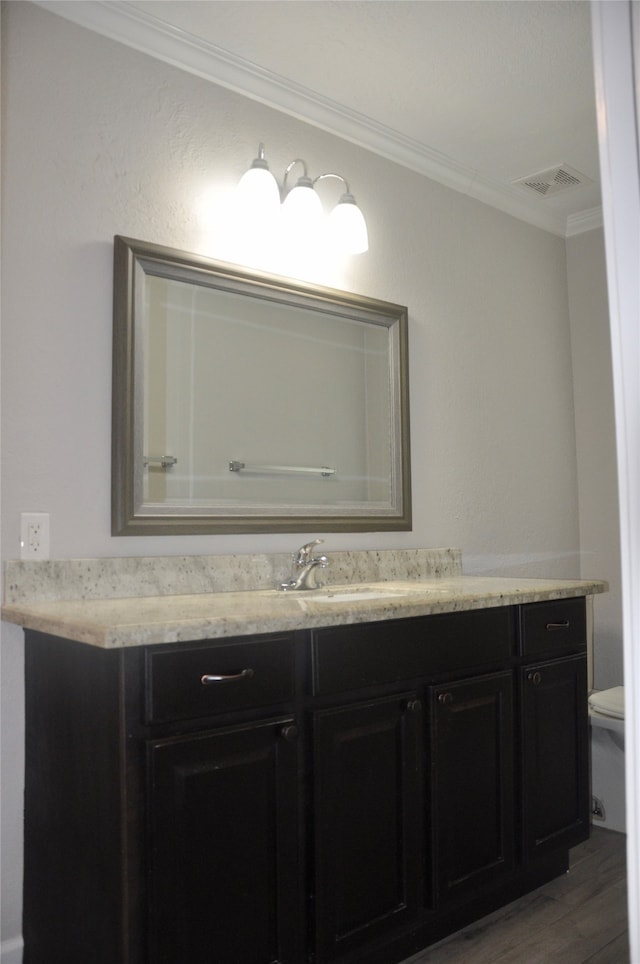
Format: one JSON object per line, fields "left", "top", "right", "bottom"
{"left": 20, "top": 512, "right": 50, "bottom": 560}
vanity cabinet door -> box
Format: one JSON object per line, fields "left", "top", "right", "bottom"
{"left": 148, "top": 716, "right": 301, "bottom": 964}
{"left": 312, "top": 693, "right": 423, "bottom": 963}
{"left": 430, "top": 672, "right": 515, "bottom": 906}
{"left": 520, "top": 654, "right": 589, "bottom": 859}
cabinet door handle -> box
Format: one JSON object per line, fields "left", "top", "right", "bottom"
{"left": 545, "top": 620, "right": 570, "bottom": 631}
{"left": 438, "top": 692, "right": 453, "bottom": 705}
{"left": 406, "top": 699, "right": 422, "bottom": 713}
{"left": 528, "top": 671, "right": 542, "bottom": 686}
{"left": 280, "top": 724, "right": 299, "bottom": 743}
{"left": 200, "top": 668, "right": 255, "bottom": 685}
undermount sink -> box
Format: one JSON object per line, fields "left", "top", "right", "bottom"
{"left": 302, "top": 586, "right": 411, "bottom": 602}
{"left": 269, "top": 581, "right": 450, "bottom": 602}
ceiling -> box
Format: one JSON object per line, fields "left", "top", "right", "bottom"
{"left": 37, "top": 0, "right": 602, "bottom": 237}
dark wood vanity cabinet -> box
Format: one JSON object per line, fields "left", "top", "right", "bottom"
{"left": 23, "top": 630, "right": 303, "bottom": 964}
{"left": 308, "top": 607, "right": 518, "bottom": 963}
{"left": 148, "top": 718, "right": 300, "bottom": 964}
{"left": 312, "top": 693, "right": 423, "bottom": 962}
{"left": 22, "top": 597, "right": 590, "bottom": 964}
{"left": 520, "top": 655, "right": 589, "bottom": 859}
{"left": 519, "top": 597, "right": 590, "bottom": 861}
{"left": 145, "top": 635, "right": 303, "bottom": 964}
{"left": 430, "top": 672, "right": 515, "bottom": 906}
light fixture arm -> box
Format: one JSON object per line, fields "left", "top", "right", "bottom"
{"left": 313, "top": 172, "right": 352, "bottom": 194}
{"left": 283, "top": 158, "right": 311, "bottom": 194}
{"left": 255, "top": 143, "right": 268, "bottom": 165}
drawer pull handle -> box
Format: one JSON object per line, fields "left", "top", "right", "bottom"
{"left": 545, "top": 620, "right": 570, "bottom": 631}
{"left": 200, "top": 668, "right": 255, "bottom": 685}
{"left": 528, "top": 671, "right": 542, "bottom": 686}
{"left": 406, "top": 699, "right": 422, "bottom": 714}
{"left": 438, "top": 692, "right": 453, "bottom": 706}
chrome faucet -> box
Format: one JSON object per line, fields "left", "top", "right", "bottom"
{"left": 280, "top": 539, "right": 329, "bottom": 591}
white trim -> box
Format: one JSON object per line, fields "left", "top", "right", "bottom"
{"left": 591, "top": 0, "right": 640, "bottom": 958}
{"left": 565, "top": 205, "right": 604, "bottom": 236}
{"left": 0, "top": 936, "right": 23, "bottom": 964}
{"left": 34, "top": 0, "right": 599, "bottom": 239}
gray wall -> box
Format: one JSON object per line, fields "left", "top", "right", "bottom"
{"left": 0, "top": 3, "right": 620, "bottom": 956}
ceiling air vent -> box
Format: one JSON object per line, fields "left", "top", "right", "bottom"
{"left": 512, "top": 164, "right": 592, "bottom": 198}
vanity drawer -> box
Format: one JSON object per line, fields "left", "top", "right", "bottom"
{"left": 311, "top": 607, "right": 515, "bottom": 696}
{"left": 145, "top": 634, "right": 296, "bottom": 724}
{"left": 520, "top": 598, "right": 586, "bottom": 656}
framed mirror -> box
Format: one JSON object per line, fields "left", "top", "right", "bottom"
{"left": 112, "top": 236, "right": 411, "bottom": 534}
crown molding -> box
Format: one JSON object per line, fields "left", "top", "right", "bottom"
{"left": 35, "top": 0, "right": 601, "bottom": 238}
{"left": 565, "top": 206, "right": 604, "bottom": 237}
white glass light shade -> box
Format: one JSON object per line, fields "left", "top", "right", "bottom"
{"left": 327, "top": 193, "right": 369, "bottom": 254}
{"left": 236, "top": 164, "right": 281, "bottom": 220}
{"left": 281, "top": 176, "right": 323, "bottom": 236}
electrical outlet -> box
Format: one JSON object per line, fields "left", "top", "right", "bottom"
{"left": 20, "top": 512, "right": 50, "bottom": 560}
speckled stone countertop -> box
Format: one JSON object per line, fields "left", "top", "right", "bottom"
{"left": 1, "top": 548, "right": 607, "bottom": 649}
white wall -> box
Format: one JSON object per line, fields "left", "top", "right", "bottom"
{"left": 1, "top": 2, "right": 608, "bottom": 955}
{"left": 567, "top": 228, "right": 622, "bottom": 690}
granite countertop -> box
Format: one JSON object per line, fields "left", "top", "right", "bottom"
{"left": 1, "top": 575, "right": 607, "bottom": 649}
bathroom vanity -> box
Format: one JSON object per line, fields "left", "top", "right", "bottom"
{"left": 3, "top": 551, "right": 606, "bottom": 964}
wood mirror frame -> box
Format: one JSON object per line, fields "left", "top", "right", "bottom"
{"left": 112, "top": 236, "right": 411, "bottom": 535}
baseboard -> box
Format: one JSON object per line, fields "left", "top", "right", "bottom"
{"left": 1, "top": 935, "right": 23, "bottom": 964}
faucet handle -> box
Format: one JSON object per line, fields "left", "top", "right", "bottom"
{"left": 294, "top": 538, "right": 324, "bottom": 565}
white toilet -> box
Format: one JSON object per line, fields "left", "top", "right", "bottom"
{"left": 589, "top": 685, "right": 626, "bottom": 833}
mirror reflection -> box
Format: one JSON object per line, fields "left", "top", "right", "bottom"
{"left": 113, "top": 236, "right": 411, "bottom": 534}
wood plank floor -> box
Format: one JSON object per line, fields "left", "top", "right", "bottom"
{"left": 402, "top": 827, "right": 629, "bottom": 963}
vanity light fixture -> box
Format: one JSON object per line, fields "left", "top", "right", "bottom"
{"left": 235, "top": 143, "right": 281, "bottom": 219}
{"left": 237, "top": 144, "right": 369, "bottom": 254}
{"left": 281, "top": 158, "right": 324, "bottom": 238}
{"left": 316, "top": 172, "right": 369, "bottom": 255}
